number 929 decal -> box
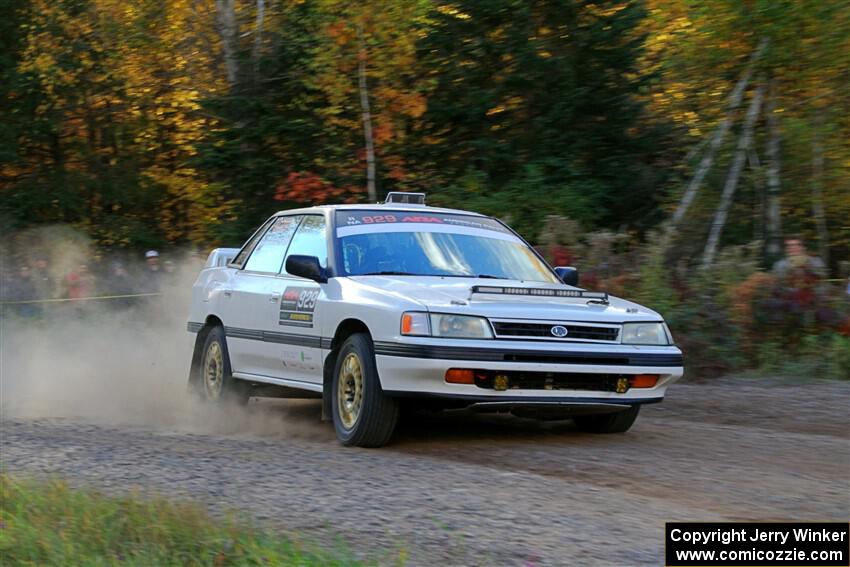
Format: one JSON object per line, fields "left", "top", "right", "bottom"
{"left": 279, "top": 287, "right": 319, "bottom": 327}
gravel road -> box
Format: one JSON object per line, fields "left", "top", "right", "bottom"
{"left": 2, "top": 377, "right": 848, "bottom": 566}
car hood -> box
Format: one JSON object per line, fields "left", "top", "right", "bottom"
{"left": 347, "top": 276, "right": 663, "bottom": 323}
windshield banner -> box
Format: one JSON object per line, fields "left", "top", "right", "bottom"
{"left": 335, "top": 211, "right": 519, "bottom": 241}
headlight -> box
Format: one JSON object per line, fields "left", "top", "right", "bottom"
{"left": 401, "top": 312, "right": 493, "bottom": 339}
{"left": 621, "top": 322, "right": 670, "bottom": 345}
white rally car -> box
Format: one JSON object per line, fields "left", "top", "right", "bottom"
{"left": 187, "top": 193, "right": 683, "bottom": 447}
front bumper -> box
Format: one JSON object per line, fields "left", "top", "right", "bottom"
{"left": 374, "top": 339, "right": 683, "bottom": 406}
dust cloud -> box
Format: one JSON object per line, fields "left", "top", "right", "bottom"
{"left": 0, "top": 227, "right": 328, "bottom": 440}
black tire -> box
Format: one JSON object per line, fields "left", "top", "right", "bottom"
{"left": 197, "top": 326, "right": 250, "bottom": 405}
{"left": 573, "top": 405, "right": 640, "bottom": 433}
{"left": 332, "top": 333, "right": 399, "bottom": 447}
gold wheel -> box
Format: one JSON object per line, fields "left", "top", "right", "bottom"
{"left": 203, "top": 340, "right": 224, "bottom": 400}
{"left": 337, "top": 352, "right": 364, "bottom": 430}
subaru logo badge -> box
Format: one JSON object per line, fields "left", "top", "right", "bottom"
{"left": 550, "top": 325, "right": 568, "bottom": 338}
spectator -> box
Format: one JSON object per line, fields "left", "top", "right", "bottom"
{"left": 8, "top": 265, "right": 40, "bottom": 317}
{"left": 771, "top": 237, "right": 828, "bottom": 327}
{"left": 142, "top": 250, "right": 163, "bottom": 292}
{"left": 773, "top": 238, "right": 826, "bottom": 280}
{"left": 32, "top": 254, "right": 55, "bottom": 299}
{"left": 65, "top": 263, "right": 95, "bottom": 300}
{"left": 108, "top": 261, "right": 134, "bottom": 295}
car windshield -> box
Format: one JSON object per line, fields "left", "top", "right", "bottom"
{"left": 335, "top": 210, "right": 559, "bottom": 283}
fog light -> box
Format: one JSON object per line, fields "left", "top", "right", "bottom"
{"left": 630, "top": 374, "right": 658, "bottom": 388}
{"left": 493, "top": 374, "right": 509, "bottom": 391}
{"left": 445, "top": 369, "right": 475, "bottom": 384}
{"left": 615, "top": 377, "right": 629, "bottom": 393}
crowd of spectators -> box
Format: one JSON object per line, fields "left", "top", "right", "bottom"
{"left": 1, "top": 250, "right": 179, "bottom": 317}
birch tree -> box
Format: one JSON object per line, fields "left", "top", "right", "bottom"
{"left": 310, "top": 0, "right": 428, "bottom": 202}
{"left": 702, "top": 83, "right": 765, "bottom": 267}
{"left": 215, "top": 0, "right": 239, "bottom": 89}
{"left": 810, "top": 113, "right": 830, "bottom": 266}
{"left": 357, "top": 26, "right": 377, "bottom": 202}
{"left": 251, "top": 0, "right": 265, "bottom": 77}
{"left": 763, "top": 80, "right": 783, "bottom": 262}
{"left": 668, "top": 39, "right": 767, "bottom": 234}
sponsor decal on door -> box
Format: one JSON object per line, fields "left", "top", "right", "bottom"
{"left": 279, "top": 287, "right": 319, "bottom": 327}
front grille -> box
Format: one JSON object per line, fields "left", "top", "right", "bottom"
{"left": 492, "top": 321, "right": 620, "bottom": 342}
{"left": 472, "top": 370, "right": 625, "bottom": 392}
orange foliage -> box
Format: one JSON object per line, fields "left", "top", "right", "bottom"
{"left": 731, "top": 272, "right": 777, "bottom": 355}
{"left": 274, "top": 172, "right": 363, "bottom": 204}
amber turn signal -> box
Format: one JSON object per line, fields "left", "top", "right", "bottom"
{"left": 401, "top": 313, "right": 413, "bottom": 334}
{"left": 630, "top": 374, "right": 658, "bottom": 388}
{"left": 445, "top": 369, "right": 475, "bottom": 384}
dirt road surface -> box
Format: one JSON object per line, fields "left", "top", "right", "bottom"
{"left": 2, "top": 378, "right": 848, "bottom": 566}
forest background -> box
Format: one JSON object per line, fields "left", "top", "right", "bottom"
{"left": 2, "top": 0, "right": 848, "bottom": 376}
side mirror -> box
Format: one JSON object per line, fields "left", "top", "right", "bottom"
{"left": 285, "top": 255, "right": 327, "bottom": 283}
{"left": 554, "top": 266, "right": 579, "bottom": 287}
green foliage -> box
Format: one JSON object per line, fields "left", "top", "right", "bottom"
{"left": 0, "top": 0, "right": 847, "bottom": 278}
{"left": 540, "top": 221, "right": 849, "bottom": 379}
{"left": 415, "top": 0, "right": 671, "bottom": 233}
{"left": 0, "top": 474, "right": 365, "bottom": 566}
{"left": 755, "top": 334, "right": 850, "bottom": 380}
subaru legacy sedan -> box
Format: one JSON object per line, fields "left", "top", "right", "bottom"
{"left": 187, "top": 192, "right": 683, "bottom": 447}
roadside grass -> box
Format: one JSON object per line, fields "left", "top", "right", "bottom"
{"left": 0, "top": 474, "right": 366, "bottom": 566}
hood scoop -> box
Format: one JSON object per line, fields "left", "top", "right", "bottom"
{"left": 470, "top": 285, "right": 609, "bottom": 305}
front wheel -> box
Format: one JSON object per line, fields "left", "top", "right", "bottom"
{"left": 573, "top": 405, "right": 640, "bottom": 433}
{"left": 332, "top": 333, "right": 399, "bottom": 447}
{"left": 198, "top": 326, "right": 250, "bottom": 405}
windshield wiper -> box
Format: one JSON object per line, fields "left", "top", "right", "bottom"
{"left": 476, "top": 274, "right": 509, "bottom": 280}
{"left": 359, "top": 271, "right": 419, "bottom": 276}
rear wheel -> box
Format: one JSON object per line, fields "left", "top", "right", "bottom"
{"left": 198, "top": 326, "right": 250, "bottom": 405}
{"left": 332, "top": 333, "right": 399, "bottom": 447}
{"left": 573, "top": 405, "right": 640, "bottom": 433}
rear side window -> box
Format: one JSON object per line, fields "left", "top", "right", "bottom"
{"left": 244, "top": 216, "right": 302, "bottom": 273}
{"left": 283, "top": 215, "right": 328, "bottom": 274}
{"left": 230, "top": 218, "right": 274, "bottom": 268}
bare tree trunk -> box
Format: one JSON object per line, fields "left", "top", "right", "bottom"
{"left": 747, "top": 148, "right": 765, "bottom": 242}
{"left": 215, "top": 0, "right": 239, "bottom": 89}
{"left": 358, "top": 29, "right": 377, "bottom": 202}
{"left": 764, "top": 79, "right": 783, "bottom": 262}
{"left": 252, "top": 0, "right": 265, "bottom": 76}
{"left": 667, "top": 38, "right": 768, "bottom": 240}
{"left": 811, "top": 112, "right": 829, "bottom": 267}
{"left": 702, "top": 83, "right": 765, "bottom": 267}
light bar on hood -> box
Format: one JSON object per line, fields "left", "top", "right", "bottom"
{"left": 471, "top": 285, "right": 609, "bottom": 302}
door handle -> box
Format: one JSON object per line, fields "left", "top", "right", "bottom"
{"left": 223, "top": 289, "right": 232, "bottom": 297}
{"left": 270, "top": 292, "right": 281, "bottom": 303}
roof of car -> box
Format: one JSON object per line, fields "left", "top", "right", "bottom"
{"left": 274, "top": 203, "right": 487, "bottom": 218}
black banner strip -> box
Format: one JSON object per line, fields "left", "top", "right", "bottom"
{"left": 373, "top": 341, "right": 683, "bottom": 366}
{"left": 666, "top": 522, "right": 849, "bottom": 566}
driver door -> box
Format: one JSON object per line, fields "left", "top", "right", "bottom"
{"left": 273, "top": 214, "right": 329, "bottom": 385}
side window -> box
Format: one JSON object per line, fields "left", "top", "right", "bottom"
{"left": 283, "top": 215, "right": 328, "bottom": 274}
{"left": 231, "top": 218, "right": 274, "bottom": 268}
{"left": 244, "top": 216, "right": 302, "bottom": 273}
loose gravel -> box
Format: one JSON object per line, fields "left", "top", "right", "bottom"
{"left": 2, "top": 378, "right": 848, "bottom": 566}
